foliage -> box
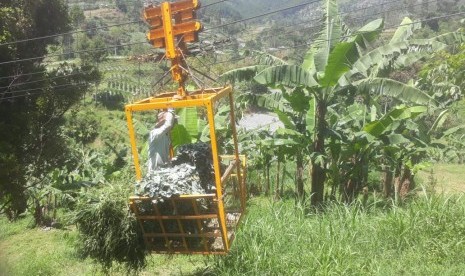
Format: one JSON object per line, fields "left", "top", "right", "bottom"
{"left": 69, "top": 5, "right": 85, "bottom": 27}
{"left": 208, "top": 195, "right": 465, "bottom": 275}
{"left": 63, "top": 109, "right": 100, "bottom": 144}
{"left": 0, "top": 1, "right": 102, "bottom": 219}
{"left": 419, "top": 44, "right": 465, "bottom": 107}
{"left": 4, "top": 191, "right": 465, "bottom": 275}
{"left": 137, "top": 142, "right": 216, "bottom": 199}
{"left": 73, "top": 184, "right": 146, "bottom": 273}
{"left": 77, "top": 34, "right": 108, "bottom": 64}
{"left": 221, "top": 0, "right": 465, "bottom": 205}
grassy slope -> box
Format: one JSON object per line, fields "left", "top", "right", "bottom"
{"left": 3, "top": 194, "right": 465, "bottom": 275}
{"left": 3, "top": 1, "right": 465, "bottom": 275}
{"left": 0, "top": 216, "right": 205, "bottom": 275}
{"left": 418, "top": 163, "right": 465, "bottom": 194}
{"left": 209, "top": 196, "right": 465, "bottom": 275}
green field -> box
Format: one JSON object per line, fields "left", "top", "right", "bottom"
{"left": 3, "top": 169, "right": 465, "bottom": 276}
{"left": 417, "top": 164, "right": 465, "bottom": 194}
{"left": 0, "top": 219, "right": 204, "bottom": 275}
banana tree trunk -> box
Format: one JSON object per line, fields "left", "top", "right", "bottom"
{"left": 396, "top": 166, "right": 414, "bottom": 201}
{"left": 265, "top": 163, "right": 270, "bottom": 196}
{"left": 296, "top": 153, "right": 305, "bottom": 203}
{"left": 382, "top": 169, "right": 393, "bottom": 198}
{"left": 311, "top": 101, "right": 327, "bottom": 206}
{"left": 280, "top": 162, "right": 286, "bottom": 197}
{"left": 275, "top": 159, "right": 281, "bottom": 200}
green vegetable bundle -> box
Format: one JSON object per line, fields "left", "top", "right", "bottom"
{"left": 73, "top": 186, "right": 146, "bottom": 273}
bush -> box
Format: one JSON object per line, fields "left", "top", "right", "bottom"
{"left": 63, "top": 109, "right": 100, "bottom": 144}
{"left": 72, "top": 185, "right": 146, "bottom": 273}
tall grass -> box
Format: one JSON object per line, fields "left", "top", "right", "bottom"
{"left": 3, "top": 192, "right": 465, "bottom": 275}
{"left": 207, "top": 194, "right": 465, "bottom": 275}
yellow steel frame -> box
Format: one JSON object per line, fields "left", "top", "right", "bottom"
{"left": 143, "top": 0, "right": 201, "bottom": 97}
{"left": 125, "top": 86, "right": 246, "bottom": 254}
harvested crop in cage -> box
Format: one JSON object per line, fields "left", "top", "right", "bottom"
{"left": 136, "top": 142, "right": 216, "bottom": 199}
{"left": 134, "top": 142, "right": 218, "bottom": 249}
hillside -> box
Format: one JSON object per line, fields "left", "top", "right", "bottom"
{"left": 2, "top": 0, "right": 465, "bottom": 274}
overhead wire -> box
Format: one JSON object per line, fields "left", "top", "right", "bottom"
{"left": 270, "top": 10, "right": 465, "bottom": 51}
{"left": 1, "top": 82, "right": 89, "bottom": 101}
{"left": 0, "top": 70, "right": 90, "bottom": 90}
{"left": 0, "top": 0, "right": 320, "bottom": 67}
{"left": 201, "top": 0, "right": 229, "bottom": 9}
{"left": 2, "top": 1, "right": 464, "bottom": 99}
{"left": 196, "top": 10, "right": 465, "bottom": 72}
{"left": 5, "top": 6, "right": 463, "bottom": 101}
{"left": 0, "top": 0, "right": 340, "bottom": 72}
{"left": 0, "top": 0, "right": 229, "bottom": 48}
{"left": 0, "top": 41, "right": 149, "bottom": 66}
{"left": 0, "top": 0, "right": 413, "bottom": 67}
{"left": 0, "top": 1, "right": 310, "bottom": 66}
{"left": 200, "top": 0, "right": 438, "bottom": 54}
{"left": 0, "top": 20, "right": 143, "bottom": 48}
{"left": 204, "top": 0, "right": 321, "bottom": 31}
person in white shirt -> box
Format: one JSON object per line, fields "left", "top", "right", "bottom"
{"left": 147, "top": 108, "right": 176, "bottom": 172}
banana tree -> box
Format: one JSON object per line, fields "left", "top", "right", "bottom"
{"left": 237, "top": 88, "right": 314, "bottom": 201}
{"left": 251, "top": 1, "right": 430, "bottom": 206}
{"left": 363, "top": 105, "right": 429, "bottom": 200}
{"left": 221, "top": 0, "right": 456, "bottom": 206}
{"left": 324, "top": 102, "right": 375, "bottom": 202}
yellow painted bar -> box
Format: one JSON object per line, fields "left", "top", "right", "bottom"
{"left": 150, "top": 250, "right": 227, "bottom": 255}
{"left": 211, "top": 86, "right": 232, "bottom": 102}
{"left": 125, "top": 108, "right": 142, "bottom": 180}
{"left": 148, "top": 21, "right": 201, "bottom": 41}
{"left": 127, "top": 98, "right": 206, "bottom": 111}
{"left": 170, "top": 0, "right": 199, "bottom": 11}
{"left": 145, "top": 233, "right": 221, "bottom": 238}
{"left": 161, "top": 2, "right": 176, "bottom": 59}
{"left": 206, "top": 99, "right": 230, "bottom": 251}
{"left": 125, "top": 88, "right": 230, "bottom": 112}
{"left": 131, "top": 88, "right": 226, "bottom": 104}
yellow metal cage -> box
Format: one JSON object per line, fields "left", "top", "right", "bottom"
{"left": 125, "top": 86, "right": 246, "bottom": 254}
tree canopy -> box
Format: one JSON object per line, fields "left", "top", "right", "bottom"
{"left": 0, "top": 0, "right": 100, "bottom": 218}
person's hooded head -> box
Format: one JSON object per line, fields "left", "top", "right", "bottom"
{"left": 155, "top": 108, "right": 177, "bottom": 128}
{"left": 155, "top": 110, "right": 168, "bottom": 128}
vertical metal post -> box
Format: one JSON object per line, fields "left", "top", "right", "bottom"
{"left": 228, "top": 90, "right": 245, "bottom": 212}
{"left": 125, "top": 107, "right": 142, "bottom": 180}
{"left": 161, "top": 1, "right": 187, "bottom": 97}
{"left": 161, "top": 2, "right": 175, "bottom": 59}
{"left": 206, "top": 100, "right": 229, "bottom": 251}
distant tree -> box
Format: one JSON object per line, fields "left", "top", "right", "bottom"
{"left": 115, "top": 0, "right": 128, "bottom": 13}
{"left": 69, "top": 5, "right": 85, "bottom": 28}
{"left": 77, "top": 34, "right": 108, "bottom": 64}
{"left": 83, "top": 18, "right": 102, "bottom": 38}
{"left": 438, "top": 0, "right": 460, "bottom": 14}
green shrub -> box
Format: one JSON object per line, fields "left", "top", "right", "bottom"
{"left": 64, "top": 109, "right": 100, "bottom": 144}
{"left": 72, "top": 185, "right": 146, "bottom": 273}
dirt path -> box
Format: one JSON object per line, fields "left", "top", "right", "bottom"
{"left": 238, "top": 111, "right": 282, "bottom": 132}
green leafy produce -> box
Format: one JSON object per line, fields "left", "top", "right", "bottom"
{"left": 134, "top": 142, "right": 218, "bottom": 250}
{"left": 136, "top": 164, "right": 205, "bottom": 200}
{"left": 136, "top": 142, "right": 216, "bottom": 200}
{"left": 73, "top": 186, "right": 146, "bottom": 273}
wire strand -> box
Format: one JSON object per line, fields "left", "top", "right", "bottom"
{"left": 2, "top": 2, "right": 464, "bottom": 97}
{"left": 205, "top": 0, "right": 321, "bottom": 31}
{"left": 0, "top": 0, "right": 428, "bottom": 67}
{"left": 0, "top": 0, "right": 230, "bottom": 48}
